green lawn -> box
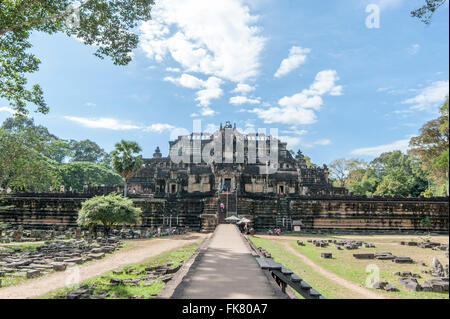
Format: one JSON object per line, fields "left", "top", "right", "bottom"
{"left": 249, "top": 236, "right": 356, "bottom": 299}
{"left": 249, "top": 236, "right": 449, "bottom": 299}
{"left": 40, "top": 241, "right": 200, "bottom": 299}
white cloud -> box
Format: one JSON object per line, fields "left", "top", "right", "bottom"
{"left": 139, "top": 0, "right": 265, "bottom": 83}
{"left": 195, "top": 77, "right": 223, "bottom": 107}
{"left": 313, "top": 139, "right": 331, "bottom": 146}
{"left": 274, "top": 46, "right": 311, "bottom": 78}
{"left": 408, "top": 44, "right": 420, "bottom": 55}
{"left": 279, "top": 136, "right": 302, "bottom": 149}
{"left": 63, "top": 116, "right": 141, "bottom": 130}
{"left": 166, "top": 67, "right": 181, "bottom": 73}
{"left": 0, "top": 107, "right": 15, "bottom": 114}
{"left": 231, "top": 83, "right": 255, "bottom": 94}
{"left": 350, "top": 138, "right": 410, "bottom": 157}
{"left": 165, "top": 74, "right": 223, "bottom": 109}
{"left": 164, "top": 73, "right": 205, "bottom": 89}
{"left": 402, "top": 80, "right": 449, "bottom": 111}
{"left": 204, "top": 123, "right": 219, "bottom": 133}
{"left": 144, "top": 123, "right": 176, "bottom": 133}
{"left": 85, "top": 102, "right": 96, "bottom": 107}
{"left": 229, "top": 96, "right": 260, "bottom": 105}
{"left": 251, "top": 70, "right": 342, "bottom": 125}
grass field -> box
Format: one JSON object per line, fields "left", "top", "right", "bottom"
{"left": 40, "top": 241, "right": 201, "bottom": 299}
{"left": 249, "top": 234, "right": 449, "bottom": 299}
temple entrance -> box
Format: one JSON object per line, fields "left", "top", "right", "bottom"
{"left": 217, "top": 191, "right": 237, "bottom": 224}
{"left": 224, "top": 178, "right": 232, "bottom": 191}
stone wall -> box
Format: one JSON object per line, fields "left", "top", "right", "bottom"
{"left": 0, "top": 194, "right": 448, "bottom": 234}
{"left": 240, "top": 195, "right": 449, "bottom": 233}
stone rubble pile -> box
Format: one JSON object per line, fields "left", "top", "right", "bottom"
{"left": 352, "top": 251, "right": 414, "bottom": 263}
{"left": 0, "top": 238, "right": 121, "bottom": 283}
{"left": 0, "top": 226, "right": 187, "bottom": 244}
{"left": 58, "top": 263, "right": 181, "bottom": 299}
{"left": 305, "top": 239, "right": 376, "bottom": 250}
{"left": 401, "top": 240, "right": 449, "bottom": 256}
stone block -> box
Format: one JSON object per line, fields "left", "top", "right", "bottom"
{"left": 26, "top": 269, "right": 41, "bottom": 279}
{"left": 353, "top": 253, "right": 374, "bottom": 260}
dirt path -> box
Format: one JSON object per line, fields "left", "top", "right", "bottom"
{"left": 0, "top": 236, "right": 204, "bottom": 299}
{"left": 281, "top": 242, "right": 387, "bottom": 299}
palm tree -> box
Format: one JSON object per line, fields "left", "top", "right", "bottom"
{"left": 111, "top": 140, "right": 143, "bottom": 197}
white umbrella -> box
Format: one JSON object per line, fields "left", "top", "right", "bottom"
{"left": 238, "top": 218, "right": 251, "bottom": 224}
{"left": 225, "top": 215, "right": 241, "bottom": 223}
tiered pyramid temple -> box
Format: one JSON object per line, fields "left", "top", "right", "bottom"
{"left": 128, "top": 121, "right": 347, "bottom": 197}
{"left": 1, "top": 122, "right": 448, "bottom": 234}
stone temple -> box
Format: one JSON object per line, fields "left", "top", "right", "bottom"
{"left": 127, "top": 121, "right": 348, "bottom": 197}
{"left": 1, "top": 122, "right": 448, "bottom": 234}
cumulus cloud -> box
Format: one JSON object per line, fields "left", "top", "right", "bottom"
{"left": 144, "top": 123, "right": 176, "bottom": 133}
{"left": 165, "top": 74, "right": 223, "bottom": 110}
{"left": 251, "top": 70, "right": 342, "bottom": 125}
{"left": 229, "top": 96, "right": 261, "bottom": 105}
{"left": 350, "top": 138, "right": 410, "bottom": 157}
{"left": 63, "top": 116, "right": 142, "bottom": 130}
{"left": 402, "top": 80, "right": 449, "bottom": 111}
{"left": 274, "top": 46, "right": 311, "bottom": 78}
{"left": 139, "top": 0, "right": 265, "bottom": 83}
{"left": 279, "top": 136, "right": 302, "bottom": 148}
{"left": 195, "top": 77, "right": 224, "bottom": 107}
{"left": 164, "top": 73, "right": 205, "bottom": 89}
{"left": 63, "top": 116, "right": 180, "bottom": 134}
{"left": 166, "top": 67, "right": 181, "bottom": 73}
{"left": 232, "top": 83, "right": 255, "bottom": 94}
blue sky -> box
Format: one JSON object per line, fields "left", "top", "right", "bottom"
{"left": 1, "top": 0, "right": 449, "bottom": 165}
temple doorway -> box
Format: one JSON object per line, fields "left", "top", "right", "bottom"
{"left": 224, "top": 178, "right": 232, "bottom": 191}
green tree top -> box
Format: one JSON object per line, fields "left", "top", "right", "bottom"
{"left": 0, "top": 0, "right": 154, "bottom": 115}
{"left": 77, "top": 193, "right": 141, "bottom": 234}
{"left": 411, "top": 0, "right": 448, "bottom": 24}
{"left": 111, "top": 140, "right": 143, "bottom": 197}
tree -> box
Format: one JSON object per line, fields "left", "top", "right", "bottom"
{"left": 0, "top": 0, "right": 154, "bottom": 115}
{"left": 411, "top": 0, "right": 448, "bottom": 24}
{"left": 111, "top": 140, "right": 143, "bottom": 197}
{"left": 329, "top": 158, "right": 367, "bottom": 187}
{"left": 1, "top": 116, "right": 71, "bottom": 163}
{"left": 59, "top": 162, "right": 123, "bottom": 192}
{"left": 409, "top": 98, "right": 449, "bottom": 196}
{"left": 0, "top": 127, "right": 62, "bottom": 192}
{"left": 77, "top": 193, "right": 141, "bottom": 235}
{"left": 374, "top": 168, "right": 410, "bottom": 197}
{"left": 68, "top": 139, "right": 109, "bottom": 164}
{"left": 329, "top": 152, "right": 428, "bottom": 197}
